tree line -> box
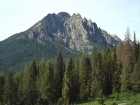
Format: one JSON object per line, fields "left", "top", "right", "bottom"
{"left": 0, "top": 28, "right": 140, "bottom": 105}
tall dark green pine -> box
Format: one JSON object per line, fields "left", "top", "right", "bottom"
{"left": 138, "top": 41, "right": 140, "bottom": 59}
{"left": 91, "top": 47, "right": 98, "bottom": 99}
{"left": 37, "top": 58, "right": 46, "bottom": 103}
{"left": 54, "top": 50, "right": 64, "bottom": 102}
{"left": 96, "top": 52, "right": 104, "bottom": 97}
{"left": 38, "top": 58, "right": 46, "bottom": 79}
{"left": 64, "top": 57, "right": 79, "bottom": 104}
{"left": 14, "top": 71, "right": 23, "bottom": 105}
{"left": 65, "top": 57, "right": 74, "bottom": 104}
{"left": 103, "top": 47, "right": 112, "bottom": 95}
{"left": 112, "top": 71, "right": 120, "bottom": 94}
{"left": 132, "top": 32, "right": 139, "bottom": 64}
{"left": 62, "top": 64, "right": 70, "bottom": 105}
{"left": 23, "top": 60, "right": 38, "bottom": 105}
{"left": 112, "top": 46, "right": 120, "bottom": 93}
{"left": 120, "top": 28, "right": 133, "bottom": 92}
{"left": 79, "top": 54, "right": 92, "bottom": 100}
{"left": 71, "top": 59, "right": 80, "bottom": 102}
{"left": 17, "top": 70, "right": 24, "bottom": 105}
{"left": 131, "top": 57, "right": 140, "bottom": 92}
{"left": 0, "top": 71, "right": 5, "bottom": 103}
{"left": 4, "top": 69, "right": 16, "bottom": 105}
{"left": 39, "top": 61, "right": 54, "bottom": 104}
{"left": 120, "top": 60, "right": 130, "bottom": 92}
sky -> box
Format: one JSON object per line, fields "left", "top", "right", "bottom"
{"left": 0, "top": 0, "right": 140, "bottom": 41}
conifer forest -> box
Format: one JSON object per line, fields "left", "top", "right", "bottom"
{"left": 0, "top": 29, "right": 140, "bottom": 105}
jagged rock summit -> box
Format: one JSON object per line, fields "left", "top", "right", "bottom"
{"left": 19, "top": 12, "right": 121, "bottom": 51}
{"left": 0, "top": 12, "right": 122, "bottom": 71}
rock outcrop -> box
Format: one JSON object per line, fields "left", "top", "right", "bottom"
{"left": 20, "top": 12, "right": 121, "bottom": 51}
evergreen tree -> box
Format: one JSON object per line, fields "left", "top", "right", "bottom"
{"left": 17, "top": 72, "right": 24, "bottom": 105}
{"left": 138, "top": 41, "right": 140, "bottom": 59}
{"left": 4, "top": 69, "right": 16, "bottom": 105}
{"left": 0, "top": 71, "right": 5, "bottom": 103}
{"left": 103, "top": 47, "right": 112, "bottom": 95}
{"left": 39, "top": 61, "right": 54, "bottom": 104}
{"left": 38, "top": 58, "right": 46, "bottom": 78}
{"left": 112, "top": 46, "right": 120, "bottom": 93}
{"left": 79, "top": 54, "right": 92, "bottom": 100}
{"left": 71, "top": 59, "right": 80, "bottom": 102}
{"left": 120, "top": 28, "right": 133, "bottom": 92}
{"left": 98, "top": 90, "right": 105, "bottom": 105}
{"left": 54, "top": 50, "right": 64, "bottom": 102}
{"left": 120, "top": 60, "right": 130, "bottom": 92}
{"left": 67, "top": 57, "right": 74, "bottom": 72}
{"left": 116, "top": 41, "right": 123, "bottom": 74}
{"left": 65, "top": 58, "right": 75, "bottom": 104}
{"left": 62, "top": 65, "right": 70, "bottom": 105}
{"left": 96, "top": 52, "right": 104, "bottom": 97}
{"left": 63, "top": 58, "right": 79, "bottom": 104}
{"left": 14, "top": 71, "right": 23, "bottom": 105}
{"left": 131, "top": 58, "right": 140, "bottom": 92}
{"left": 112, "top": 71, "right": 120, "bottom": 93}
{"left": 22, "top": 60, "right": 38, "bottom": 105}
{"left": 132, "top": 32, "right": 139, "bottom": 64}
{"left": 37, "top": 58, "right": 46, "bottom": 103}
{"left": 91, "top": 47, "right": 98, "bottom": 99}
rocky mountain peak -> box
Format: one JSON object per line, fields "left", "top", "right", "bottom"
{"left": 57, "top": 12, "right": 70, "bottom": 23}
{"left": 19, "top": 12, "right": 121, "bottom": 52}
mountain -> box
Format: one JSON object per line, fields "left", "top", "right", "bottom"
{"left": 0, "top": 12, "right": 121, "bottom": 71}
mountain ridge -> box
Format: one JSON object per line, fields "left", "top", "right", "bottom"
{"left": 0, "top": 12, "right": 121, "bottom": 71}
{"left": 17, "top": 12, "right": 121, "bottom": 51}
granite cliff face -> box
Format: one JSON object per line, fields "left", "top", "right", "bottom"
{"left": 20, "top": 12, "right": 121, "bottom": 52}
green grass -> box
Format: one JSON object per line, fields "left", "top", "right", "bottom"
{"left": 77, "top": 92, "right": 140, "bottom": 105}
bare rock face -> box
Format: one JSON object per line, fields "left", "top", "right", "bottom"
{"left": 63, "top": 13, "right": 106, "bottom": 51}
{"left": 102, "top": 29, "right": 121, "bottom": 45}
{"left": 20, "top": 12, "right": 121, "bottom": 52}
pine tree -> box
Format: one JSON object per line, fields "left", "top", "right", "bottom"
{"left": 132, "top": 32, "right": 139, "bottom": 64}
{"left": 62, "top": 65, "right": 70, "bottom": 105}
{"left": 37, "top": 58, "right": 46, "bottom": 103}
{"left": 54, "top": 50, "right": 64, "bottom": 102}
{"left": 65, "top": 58, "right": 75, "bottom": 104}
{"left": 96, "top": 52, "right": 103, "bottom": 97}
{"left": 17, "top": 77, "right": 24, "bottom": 105}
{"left": 138, "top": 41, "right": 140, "bottom": 59}
{"left": 103, "top": 47, "right": 112, "bottom": 95}
{"left": 116, "top": 41, "right": 123, "bottom": 74}
{"left": 112, "top": 46, "right": 120, "bottom": 93}
{"left": 71, "top": 59, "right": 80, "bottom": 102}
{"left": 0, "top": 71, "right": 5, "bottom": 103}
{"left": 23, "top": 60, "right": 38, "bottom": 105}
{"left": 4, "top": 69, "right": 16, "bottom": 105}
{"left": 67, "top": 57, "right": 74, "bottom": 72}
{"left": 120, "top": 60, "right": 130, "bottom": 92}
{"left": 91, "top": 47, "right": 98, "bottom": 99}
{"left": 120, "top": 28, "right": 133, "bottom": 92}
{"left": 38, "top": 58, "right": 46, "bottom": 78}
{"left": 79, "top": 54, "right": 92, "bottom": 100}
{"left": 131, "top": 58, "right": 140, "bottom": 92}
{"left": 63, "top": 58, "right": 79, "bottom": 104}
{"left": 112, "top": 71, "right": 120, "bottom": 93}
{"left": 39, "top": 61, "right": 54, "bottom": 104}
{"left": 98, "top": 90, "right": 105, "bottom": 105}
{"left": 14, "top": 71, "right": 23, "bottom": 105}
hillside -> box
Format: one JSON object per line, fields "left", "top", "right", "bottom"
{"left": 78, "top": 92, "right": 140, "bottom": 105}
